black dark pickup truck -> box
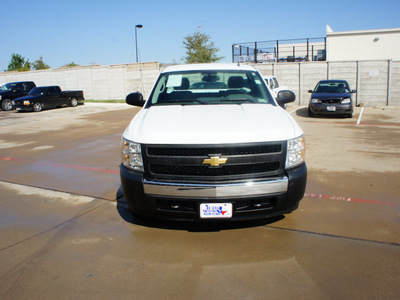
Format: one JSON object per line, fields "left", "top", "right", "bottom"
{"left": 0, "top": 81, "right": 36, "bottom": 111}
{"left": 13, "top": 86, "right": 84, "bottom": 112}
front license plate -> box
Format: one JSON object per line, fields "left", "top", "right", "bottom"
{"left": 327, "top": 106, "right": 336, "bottom": 111}
{"left": 200, "top": 203, "right": 232, "bottom": 219}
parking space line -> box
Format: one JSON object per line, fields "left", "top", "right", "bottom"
{"left": 356, "top": 107, "right": 364, "bottom": 125}
{"left": 299, "top": 120, "right": 400, "bottom": 127}
{"left": 0, "top": 157, "right": 119, "bottom": 174}
{"left": 305, "top": 192, "right": 395, "bottom": 206}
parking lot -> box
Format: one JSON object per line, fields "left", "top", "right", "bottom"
{"left": 0, "top": 103, "right": 399, "bottom": 299}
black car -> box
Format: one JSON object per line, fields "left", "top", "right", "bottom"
{"left": 0, "top": 81, "right": 36, "bottom": 111}
{"left": 308, "top": 80, "right": 356, "bottom": 118}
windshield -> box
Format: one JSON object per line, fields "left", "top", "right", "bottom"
{"left": 0, "top": 83, "right": 17, "bottom": 91}
{"left": 147, "top": 70, "right": 275, "bottom": 106}
{"left": 314, "top": 81, "right": 350, "bottom": 93}
{"left": 28, "top": 87, "right": 46, "bottom": 96}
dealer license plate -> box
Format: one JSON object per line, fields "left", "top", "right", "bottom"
{"left": 200, "top": 203, "right": 232, "bottom": 219}
{"left": 327, "top": 106, "right": 336, "bottom": 111}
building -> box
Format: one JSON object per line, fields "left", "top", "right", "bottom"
{"left": 326, "top": 25, "right": 400, "bottom": 61}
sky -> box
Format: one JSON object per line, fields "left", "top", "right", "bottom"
{"left": 1, "top": 0, "right": 399, "bottom": 71}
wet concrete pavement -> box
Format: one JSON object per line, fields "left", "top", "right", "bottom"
{"left": 0, "top": 103, "right": 399, "bottom": 299}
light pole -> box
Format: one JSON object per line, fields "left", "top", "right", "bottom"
{"left": 135, "top": 24, "right": 143, "bottom": 63}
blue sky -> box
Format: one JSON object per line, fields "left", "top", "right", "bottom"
{"left": 1, "top": 0, "right": 399, "bottom": 71}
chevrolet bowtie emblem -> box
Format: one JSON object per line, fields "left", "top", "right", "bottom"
{"left": 202, "top": 156, "right": 228, "bottom": 167}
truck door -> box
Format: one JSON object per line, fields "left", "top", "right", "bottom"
{"left": 13, "top": 84, "right": 26, "bottom": 99}
{"left": 21, "top": 82, "right": 33, "bottom": 96}
{"left": 47, "top": 87, "right": 62, "bottom": 108}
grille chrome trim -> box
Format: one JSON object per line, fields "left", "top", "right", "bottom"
{"left": 143, "top": 177, "right": 288, "bottom": 198}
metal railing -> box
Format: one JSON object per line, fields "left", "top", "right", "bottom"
{"left": 232, "top": 37, "right": 326, "bottom": 63}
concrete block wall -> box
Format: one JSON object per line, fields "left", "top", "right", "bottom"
{"left": 256, "top": 60, "right": 400, "bottom": 106}
{"left": 358, "top": 61, "right": 389, "bottom": 106}
{"left": 299, "top": 63, "right": 328, "bottom": 105}
{"left": 0, "top": 62, "right": 160, "bottom": 100}
{"left": 389, "top": 61, "right": 400, "bottom": 106}
{"left": 1, "top": 60, "right": 399, "bottom": 106}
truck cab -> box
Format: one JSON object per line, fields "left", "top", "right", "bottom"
{"left": 13, "top": 85, "right": 84, "bottom": 112}
{"left": 263, "top": 76, "right": 289, "bottom": 109}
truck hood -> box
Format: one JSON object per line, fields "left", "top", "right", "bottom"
{"left": 123, "top": 104, "right": 303, "bottom": 145}
{"left": 13, "top": 95, "right": 37, "bottom": 102}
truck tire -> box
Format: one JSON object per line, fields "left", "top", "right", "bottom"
{"left": 70, "top": 97, "right": 78, "bottom": 107}
{"left": 1, "top": 99, "right": 13, "bottom": 111}
{"left": 33, "top": 102, "right": 43, "bottom": 112}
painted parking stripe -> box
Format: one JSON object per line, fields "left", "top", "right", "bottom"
{"left": 356, "top": 107, "right": 364, "bottom": 125}
{"left": 300, "top": 120, "right": 400, "bottom": 127}
{"left": 305, "top": 192, "right": 395, "bottom": 206}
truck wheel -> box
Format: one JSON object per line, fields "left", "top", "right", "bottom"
{"left": 70, "top": 97, "right": 78, "bottom": 107}
{"left": 1, "top": 99, "right": 13, "bottom": 111}
{"left": 33, "top": 102, "right": 43, "bottom": 112}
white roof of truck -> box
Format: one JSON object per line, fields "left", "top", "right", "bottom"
{"left": 161, "top": 63, "right": 258, "bottom": 73}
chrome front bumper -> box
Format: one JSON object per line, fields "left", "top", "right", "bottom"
{"left": 143, "top": 177, "right": 289, "bottom": 198}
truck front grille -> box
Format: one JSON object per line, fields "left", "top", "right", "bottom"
{"left": 143, "top": 142, "right": 286, "bottom": 182}
{"left": 147, "top": 145, "right": 281, "bottom": 156}
{"left": 150, "top": 162, "right": 280, "bottom": 176}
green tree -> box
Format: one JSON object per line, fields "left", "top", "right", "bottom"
{"left": 5, "top": 53, "right": 30, "bottom": 72}
{"left": 183, "top": 31, "right": 223, "bottom": 64}
{"left": 66, "top": 62, "right": 79, "bottom": 67}
{"left": 32, "top": 56, "right": 50, "bottom": 70}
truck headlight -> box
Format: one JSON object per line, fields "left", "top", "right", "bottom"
{"left": 341, "top": 98, "right": 351, "bottom": 104}
{"left": 121, "top": 138, "right": 144, "bottom": 172}
{"left": 311, "top": 99, "right": 321, "bottom": 103}
{"left": 286, "top": 135, "right": 305, "bottom": 169}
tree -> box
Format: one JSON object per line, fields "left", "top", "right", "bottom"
{"left": 183, "top": 31, "right": 223, "bottom": 64}
{"left": 32, "top": 56, "right": 50, "bottom": 70}
{"left": 5, "top": 53, "right": 30, "bottom": 72}
{"left": 66, "top": 62, "right": 79, "bottom": 67}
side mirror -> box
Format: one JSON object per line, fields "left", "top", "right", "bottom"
{"left": 308, "top": 90, "right": 313, "bottom": 93}
{"left": 276, "top": 90, "right": 296, "bottom": 106}
{"left": 126, "top": 92, "right": 145, "bottom": 107}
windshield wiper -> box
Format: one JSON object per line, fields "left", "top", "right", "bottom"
{"left": 165, "top": 99, "right": 208, "bottom": 104}
{"left": 221, "top": 98, "right": 257, "bottom": 103}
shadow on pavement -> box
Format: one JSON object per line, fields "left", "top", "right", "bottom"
{"left": 295, "top": 107, "right": 309, "bottom": 118}
{"left": 295, "top": 107, "right": 352, "bottom": 119}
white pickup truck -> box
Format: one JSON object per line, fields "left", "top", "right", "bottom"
{"left": 264, "top": 76, "right": 289, "bottom": 108}
{"left": 120, "top": 63, "right": 306, "bottom": 221}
